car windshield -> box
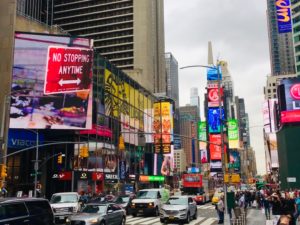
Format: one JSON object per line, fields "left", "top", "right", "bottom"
{"left": 50, "top": 194, "right": 78, "bottom": 203}
{"left": 81, "top": 205, "right": 107, "bottom": 214}
{"left": 115, "top": 196, "right": 130, "bottom": 203}
{"left": 166, "top": 197, "right": 188, "bottom": 205}
{"left": 137, "top": 191, "right": 158, "bottom": 199}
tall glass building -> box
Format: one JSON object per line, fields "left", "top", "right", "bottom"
{"left": 292, "top": 0, "right": 300, "bottom": 76}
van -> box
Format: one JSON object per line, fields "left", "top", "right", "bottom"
{"left": 50, "top": 192, "right": 81, "bottom": 224}
{"left": 128, "top": 188, "right": 169, "bottom": 217}
{"left": 0, "top": 198, "right": 54, "bottom": 225}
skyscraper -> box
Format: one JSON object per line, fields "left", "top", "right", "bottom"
{"left": 292, "top": 0, "right": 300, "bottom": 76}
{"left": 52, "top": 0, "right": 166, "bottom": 93}
{"left": 266, "top": 0, "right": 295, "bottom": 75}
{"left": 190, "top": 87, "right": 200, "bottom": 119}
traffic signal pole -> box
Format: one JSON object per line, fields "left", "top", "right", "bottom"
{"left": 33, "top": 130, "right": 39, "bottom": 198}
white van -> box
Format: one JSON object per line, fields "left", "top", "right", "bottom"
{"left": 50, "top": 192, "right": 81, "bottom": 224}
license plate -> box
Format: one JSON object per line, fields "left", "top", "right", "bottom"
{"left": 59, "top": 216, "right": 65, "bottom": 220}
{"left": 169, "top": 216, "right": 175, "bottom": 220}
{"left": 138, "top": 210, "right": 143, "bottom": 213}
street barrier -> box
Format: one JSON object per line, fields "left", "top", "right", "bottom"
{"left": 230, "top": 207, "right": 247, "bottom": 225}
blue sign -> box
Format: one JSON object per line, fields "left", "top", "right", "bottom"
{"left": 8, "top": 129, "right": 44, "bottom": 150}
{"left": 208, "top": 108, "right": 225, "bottom": 133}
{"left": 188, "top": 167, "right": 200, "bottom": 173}
{"left": 207, "top": 66, "right": 222, "bottom": 81}
{"left": 119, "top": 161, "right": 126, "bottom": 180}
{"left": 125, "top": 184, "right": 134, "bottom": 194}
{"left": 173, "top": 137, "right": 182, "bottom": 150}
{"left": 276, "top": 0, "right": 292, "bottom": 33}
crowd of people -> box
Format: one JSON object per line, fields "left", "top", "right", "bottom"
{"left": 218, "top": 189, "right": 300, "bottom": 225}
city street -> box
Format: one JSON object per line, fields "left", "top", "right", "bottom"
{"left": 125, "top": 203, "right": 218, "bottom": 225}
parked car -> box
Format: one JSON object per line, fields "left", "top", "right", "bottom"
{"left": 0, "top": 198, "right": 54, "bottom": 225}
{"left": 129, "top": 188, "right": 169, "bottom": 217}
{"left": 50, "top": 192, "right": 81, "bottom": 224}
{"left": 66, "top": 203, "right": 126, "bottom": 225}
{"left": 160, "top": 196, "right": 197, "bottom": 224}
{"left": 114, "top": 194, "right": 135, "bottom": 214}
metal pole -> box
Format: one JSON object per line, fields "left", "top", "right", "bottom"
{"left": 34, "top": 130, "right": 39, "bottom": 198}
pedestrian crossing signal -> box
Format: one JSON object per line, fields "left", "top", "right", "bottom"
{"left": 79, "top": 146, "right": 89, "bottom": 158}
{"left": 0, "top": 164, "right": 7, "bottom": 178}
{"left": 57, "top": 154, "right": 63, "bottom": 164}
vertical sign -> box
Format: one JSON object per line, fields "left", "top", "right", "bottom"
{"left": 209, "top": 134, "right": 222, "bottom": 160}
{"left": 119, "top": 161, "right": 126, "bottom": 180}
{"left": 227, "top": 119, "right": 239, "bottom": 149}
{"left": 276, "top": 0, "right": 292, "bottom": 33}
{"left": 198, "top": 121, "right": 207, "bottom": 149}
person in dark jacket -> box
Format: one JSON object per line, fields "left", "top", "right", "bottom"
{"left": 271, "top": 193, "right": 283, "bottom": 223}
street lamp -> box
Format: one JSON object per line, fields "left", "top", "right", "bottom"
{"left": 180, "top": 63, "right": 229, "bottom": 222}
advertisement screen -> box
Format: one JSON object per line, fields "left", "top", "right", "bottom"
{"left": 182, "top": 174, "right": 202, "bottom": 188}
{"left": 200, "top": 149, "right": 208, "bottom": 163}
{"left": 209, "top": 134, "right": 222, "bottom": 160}
{"left": 269, "top": 133, "right": 279, "bottom": 168}
{"left": 227, "top": 119, "right": 239, "bottom": 149}
{"left": 160, "top": 145, "right": 174, "bottom": 176}
{"left": 229, "top": 150, "right": 241, "bottom": 172}
{"left": 10, "top": 32, "right": 93, "bottom": 129}
{"left": 276, "top": 0, "right": 292, "bottom": 33}
{"left": 208, "top": 88, "right": 223, "bottom": 107}
{"left": 198, "top": 121, "right": 207, "bottom": 150}
{"left": 207, "top": 66, "right": 222, "bottom": 81}
{"left": 208, "top": 108, "right": 225, "bottom": 133}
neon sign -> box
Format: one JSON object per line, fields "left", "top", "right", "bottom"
{"left": 276, "top": 0, "right": 292, "bottom": 33}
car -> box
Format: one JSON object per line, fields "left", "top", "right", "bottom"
{"left": 114, "top": 194, "right": 135, "bottom": 214}
{"left": 129, "top": 188, "right": 169, "bottom": 217}
{"left": 0, "top": 197, "right": 54, "bottom": 225}
{"left": 212, "top": 191, "right": 223, "bottom": 205}
{"left": 193, "top": 192, "right": 207, "bottom": 205}
{"left": 160, "top": 196, "right": 197, "bottom": 224}
{"left": 66, "top": 203, "right": 126, "bottom": 225}
{"left": 50, "top": 192, "right": 81, "bottom": 224}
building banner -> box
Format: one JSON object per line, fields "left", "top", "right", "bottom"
{"left": 208, "top": 108, "right": 225, "bottom": 133}
{"left": 276, "top": 0, "right": 292, "bottom": 33}
{"left": 227, "top": 119, "right": 239, "bottom": 149}
{"left": 209, "top": 134, "right": 222, "bottom": 160}
{"left": 10, "top": 32, "right": 93, "bottom": 129}
{"left": 198, "top": 121, "right": 207, "bottom": 150}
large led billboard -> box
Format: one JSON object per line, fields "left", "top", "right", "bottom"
{"left": 198, "top": 121, "right": 207, "bottom": 150}
{"left": 208, "top": 108, "right": 225, "bottom": 133}
{"left": 276, "top": 0, "right": 292, "bottom": 33}
{"left": 227, "top": 119, "right": 239, "bottom": 149}
{"left": 207, "top": 66, "right": 222, "bottom": 81}
{"left": 10, "top": 32, "right": 93, "bottom": 129}
{"left": 278, "top": 78, "right": 300, "bottom": 124}
{"left": 209, "top": 134, "right": 222, "bottom": 160}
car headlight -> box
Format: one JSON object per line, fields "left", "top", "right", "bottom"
{"left": 88, "top": 218, "right": 98, "bottom": 224}
{"left": 131, "top": 203, "right": 135, "bottom": 207}
{"left": 66, "top": 218, "right": 70, "bottom": 223}
{"left": 148, "top": 202, "right": 154, "bottom": 207}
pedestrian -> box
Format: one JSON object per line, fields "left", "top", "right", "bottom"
{"left": 216, "top": 195, "right": 225, "bottom": 224}
{"left": 294, "top": 193, "right": 300, "bottom": 222}
{"left": 270, "top": 193, "right": 283, "bottom": 224}
{"left": 262, "top": 194, "right": 271, "bottom": 220}
{"left": 277, "top": 215, "right": 293, "bottom": 225}
{"left": 282, "top": 193, "right": 296, "bottom": 225}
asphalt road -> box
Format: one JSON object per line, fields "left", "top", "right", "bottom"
{"left": 125, "top": 203, "right": 219, "bottom": 225}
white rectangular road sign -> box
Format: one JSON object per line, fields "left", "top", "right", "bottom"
{"left": 287, "top": 177, "right": 296, "bottom": 182}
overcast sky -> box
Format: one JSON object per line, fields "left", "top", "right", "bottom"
{"left": 164, "top": 0, "right": 270, "bottom": 175}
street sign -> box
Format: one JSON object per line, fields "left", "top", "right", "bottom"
{"left": 44, "top": 46, "right": 93, "bottom": 94}
{"left": 287, "top": 177, "right": 296, "bottom": 182}
{"left": 30, "top": 172, "right": 42, "bottom": 177}
{"left": 224, "top": 173, "right": 240, "bottom": 183}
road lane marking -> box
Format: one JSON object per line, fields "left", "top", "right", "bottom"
{"left": 127, "top": 217, "right": 159, "bottom": 225}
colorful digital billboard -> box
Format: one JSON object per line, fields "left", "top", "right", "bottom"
{"left": 207, "top": 66, "right": 222, "bottom": 81}
{"left": 229, "top": 150, "right": 241, "bottom": 172}
{"left": 209, "top": 134, "right": 222, "bottom": 160}
{"left": 276, "top": 0, "right": 292, "bottom": 33}
{"left": 198, "top": 121, "right": 207, "bottom": 150}
{"left": 208, "top": 87, "right": 223, "bottom": 107}
{"left": 208, "top": 108, "right": 225, "bottom": 133}
{"left": 227, "top": 119, "right": 239, "bottom": 149}
{"left": 153, "top": 101, "right": 173, "bottom": 154}
{"left": 10, "top": 32, "right": 93, "bottom": 129}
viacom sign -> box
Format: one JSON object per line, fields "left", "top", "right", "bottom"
{"left": 276, "top": 0, "right": 292, "bottom": 33}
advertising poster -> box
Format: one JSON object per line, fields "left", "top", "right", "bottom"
{"left": 229, "top": 150, "right": 241, "bottom": 172}
{"left": 276, "top": 0, "right": 292, "bottom": 33}
{"left": 269, "top": 133, "right": 279, "bottom": 168}
{"left": 208, "top": 108, "right": 225, "bottom": 133}
{"left": 208, "top": 87, "right": 223, "bottom": 107}
{"left": 200, "top": 149, "right": 208, "bottom": 163}
{"left": 160, "top": 145, "right": 174, "bottom": 176}
{"left": 227, "top": 119, "right": 239, "bottom": 149}
{"left": 198, "top": 121, "right": 207, "bottom": 150}
{"left": 10, "top": 32, "right": 93, "bottom": 129}
{"left": 209, "top": 134, "right": 222, "bottom": 160}
{"left": 144, "top": 108, "right": 154, "bottom": 143}
{"left": 207, "top": 66, "right": 222, "bottom": 81}
{"left": 210, "top": 161, "right": 222, "bottom": 170}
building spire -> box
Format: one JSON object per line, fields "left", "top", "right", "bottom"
{"left": 208, "top": 41, "right": 214, "bottom": 65}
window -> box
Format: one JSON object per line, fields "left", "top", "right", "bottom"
{"left": 0, "top": 203, "right": 28, "bottom": 220}
{"left": 26, "top": 200, "right": 52, "bottom": 216}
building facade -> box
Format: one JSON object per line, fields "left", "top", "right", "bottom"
{"left": 51, "top": 0, "right": 166, "bottom": 93}
{"left": 266, "top": 0, "right": 296, "bottom": 75}
{"left": 292, "top": 0, "right": 300, "bottom": 76}
{"left": 173, "top": 149, "right": 187, "bottom": 173}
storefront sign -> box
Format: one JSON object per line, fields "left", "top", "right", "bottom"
{"left": 139, "top": 175, "right": 165, "bottom": 182}
{"left": 105, "top": 173, "right": 118, "bottom": 180}
{"left": 92, "top": 172, "right": 104, "bottom": 181}
{"left": 8, "top": 129, "right": 44, "bottom": 149}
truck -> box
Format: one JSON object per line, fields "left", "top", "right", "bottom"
{"left": 181, "top": 174, "right": 214, "bottom": 204}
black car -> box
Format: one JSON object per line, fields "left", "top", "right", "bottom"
{"left": 114, "top": 194, "right": 135, "bottom": 214}
{"left": 0, "top": 198, "right": 54, "bottom": 225}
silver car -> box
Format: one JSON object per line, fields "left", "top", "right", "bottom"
{"left": 160, "top": 196, "right": 197, "bottom": 224}
{"left": 66, "top": 203, "right": 126, "bottom": 225}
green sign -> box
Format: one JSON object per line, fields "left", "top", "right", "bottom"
{"left": 148, "top": 176, "right": 165, "bottom": 182}
{"left": 228, "top": 163, "right": 240, "bottom": 169}
{"left": 228, "top": 119, "right": 239, "bottom": 148}
{"left": 198, "top": 121, "right": 207, "bottom": 141}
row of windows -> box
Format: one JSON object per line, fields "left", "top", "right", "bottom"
{"left": 69, "top": 24, "right": 133, "bottom": 36}
{"left": 93, "top": 30, "right": 133, "bottom": 41}
{"left": 95, "top": 37, "right": 133, "bottom": 48}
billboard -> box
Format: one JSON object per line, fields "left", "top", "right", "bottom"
{"left": 278, "top": 78, "right": 300, "bottom": 124}
{"left": 276, "top": 0, "right": 292, "bottom": 33}
{"left": 208, "top": 87, "right": 223, "bottom": 107}
{"left": 200, "top": 149, "right": 208, "bottom": 163}
{"left": 10, "top": 32, "right": 93, "bottom": 129}
{"left": 182, "top": 174, "right": 202, "bottom": 188}
{"left": 153, "top": 101, "right": 173, "bottom": 154}
{"left": 209, "top": 134, "right": 222, "bottom": 160}
{"left": 227, "top": 119, "right": 239, "bottom": 149}
{"left": 207, "top": 66, "right": 222, "bottom": 81}
{"left": 229, "top": 150, "right": 241, "bottom": 172}
{"left": 269, "top": 133, "right": 279, "bottom": 168}
{"left": 208, "top": 108, "right": 225, "bottom": 133}
{"left": 198, "top": 121, "right": 207, "bottom": 150}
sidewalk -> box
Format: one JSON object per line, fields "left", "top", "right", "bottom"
{"left": 246, "top": 208, "right": 266, "bottom": 225}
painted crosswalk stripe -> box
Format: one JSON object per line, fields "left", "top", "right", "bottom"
{"left": 126, "top": 217, "right": 158, "bottom": 225}
{"left": 196, "top": 217, "right": 218, "bottom": 225}
{"left": 188, "top": 216, "right": 207, "bottom": 225}
{"left": 139, "top": 218, "right": 160, "bottom": 225}
{"left": 197, "top": 205, "right": 215, "bottom": 210}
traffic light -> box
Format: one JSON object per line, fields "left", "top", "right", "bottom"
{"left": 79, "top": 146, "right": 89, "bottom": 158}
{"left": 57, "top": 154, "right": 63, "bottom": 164}
{"left": 0, "top": 164, "right": 7, "bottom": 179}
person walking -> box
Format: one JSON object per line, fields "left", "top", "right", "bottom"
{"left": 270, "top": 193, "right": 283, "bottom": 224}
{"left": 217, "top": 195, "right": 225, "bottom": 224}
{"left": 282, "top": 193, "right": 296, "bottom": 225}
{"left": 262, "top": 194, "right": 271, "bottom": 220}
{"left": 294, "top": 193, "right": 300, "bottom": 222}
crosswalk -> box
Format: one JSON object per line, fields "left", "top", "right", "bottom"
{"left": 196, "top": 205, "right": 216, "bottom": 210}
{"left": 125, "top": 215, "right": 218, "bottom": 225}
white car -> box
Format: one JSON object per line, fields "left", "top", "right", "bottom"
{"left": 50, "top": 192, "right": 81, "bottom": 224}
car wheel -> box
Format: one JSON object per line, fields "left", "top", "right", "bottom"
{"left": 193, "top": 209, "right": 197, "bottom": 220}
{"left": 119, "top": 216, "right": 126, "bottom": 225}
{"left": 160, "top": 218, "right": 165, "bottom": 223}
{"left": 100, "top": 221, "right": 106, "bottom": 225}
{"left": 154, "top": 207, "right": 159, "bottom": 216}
{"left": 132, "top": 213, "right": 137, "bottom": 217}
{"left": 184, "top": 212, "right": 190, "bottom": 224}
